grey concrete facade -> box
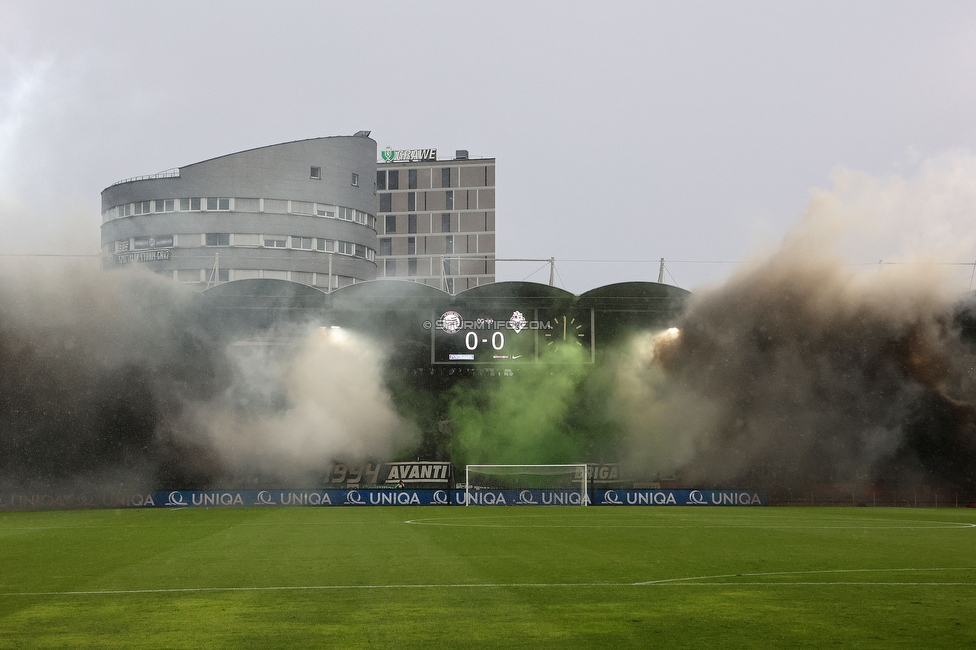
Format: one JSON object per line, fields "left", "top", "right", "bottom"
{"left": 101, "top": 135, "right": 378, "bottom": 289}
{"left": 376, "top": 150, "right": 495, "bottom": 294}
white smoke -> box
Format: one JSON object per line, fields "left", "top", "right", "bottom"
{"left": 193, "top": 325, "right": 415, "bottom": 484}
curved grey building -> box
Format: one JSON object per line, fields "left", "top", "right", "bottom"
{"left": 101, "top": 135, "right": 378, "bottom": 290}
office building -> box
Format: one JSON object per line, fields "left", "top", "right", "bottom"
{"left": 376, "top": 147, "right": 495, "bottom": 294}
{"left": 101, "top": 135, "right": 379, "bottom": 290}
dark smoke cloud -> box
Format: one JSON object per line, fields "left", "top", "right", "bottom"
{"left": 0, "top": 265, "right": 412, "bottom": 492}
{"left": 618, "top": 158, "right": 976, "bottom": 491}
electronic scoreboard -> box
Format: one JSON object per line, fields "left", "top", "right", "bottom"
{"left": 425, "top": 308, "right": 594, "bottom": 364}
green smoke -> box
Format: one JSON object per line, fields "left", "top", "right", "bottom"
{"left": 446, "top": 345, "right": 623, "bottom": 465}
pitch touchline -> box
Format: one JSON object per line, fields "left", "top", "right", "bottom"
{"left": 403, "top": 520, "right": 976, "bottom": 529}
{"left": 2, "top": 568, "right": 973, "bottom": 597}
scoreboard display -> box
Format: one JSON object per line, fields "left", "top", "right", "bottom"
{"left": 426, "top": 308, "right": 593, "bottom": 364}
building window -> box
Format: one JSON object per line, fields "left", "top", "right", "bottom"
{"left": 407, "top": 192, "right": 415, "bottom": 211}
{"left": 351, "top": 173, "right": 359, "bottom": 186}
{"left": 408, "top": 214, "right": 417, "bottom": 233}
{"left": 206, "top": 233, "right": 230, "bottom": 246}
{"left": 376, "top": 170, "right": 386, "bottom": 190}
{"left": 264, "top": 236, "right": 287, "bottom": 248}
{"left": 337, "top": 241, "right": 354, "bottom": 255}
{"left": 442, "top": 167, "right": 451, "bottom": 188}
{"left": 442, "top": 213, "right": 451, "bottom": 232}
{"left": 177, "top": 269, "right": 201, "bottom": 283}
{"left": 310, "top": 166, "right": 321, "bottom": 179}
{"left": 354, "top": 244, "right": 367, "bottom": 259}
{"left": 316, "top": 205, "right": 335, "bottom": 217}
{"left": 408, "top": 258, "right": 417, "bottom": 276}
{"left": 445, "top": 235, "right": 453, "bottom": 254}
{"left": 182, "top": 197, "right": 200, "bottom": 210}
{"left": 385, "top": 215, "right": 396, "bottom": 233}
{"left": 207, "top": 198, "right": 230, "bottom": 211}
{"left": 292, "top": 236, "right": 313, "bottom": 250}
{"left": 338, "top": 206, "right": 354, "bottom": 221}
{"left": 385, "top": 259, "right": 396, "bottom": 276}
{"left": 388, "top": 170, "right": 399, "bottom": 190}
{"left": 316, "top": 238, "right": 333, "bottom": 252}
{"left": 133, "top": 201, "right": 151, "bottom": 215}
{"left": 445, "top": 190, "right": 453, "bottom": 210}
{"left": 445, "top": 277, "right": 454, "bottom": 294}
{"left": 119, "top": 204, "right": 132, "bottom": 217}
{"left": 379, "top": 194, "right": 392, "bottom": 213}
{"left": 379, "top": 238, "right": 392, "bottom": 256}
{"left": 408, "top": 237, "right": 416, "bottom": 255}
{"left": 217, "top": 268, "right": 229, "bottom": 282}
{"left": 408, "top": 169, "right": 417, "bottom": 189}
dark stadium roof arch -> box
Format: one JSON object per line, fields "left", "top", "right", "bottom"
{"left": 203, "top": 278, "right": 328, "bottom": 310}
{"left": 578, "top": 281, "right": 690, "bottom": 310}
{"left": 328, "top": 279, "right": 449, "bottom": 311}
{"left": 457, "top": 281, "right": 575, "bottom": 301}
{"left": 453, "top": 280, "right": 576, "bottom": 310}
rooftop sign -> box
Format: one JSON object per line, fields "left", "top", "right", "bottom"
{"left": 381, "top": 146, "right": 436, "bottom": 163}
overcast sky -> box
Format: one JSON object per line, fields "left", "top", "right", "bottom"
{"left": 2, "top": 1, "right": 975, "bottom": 293}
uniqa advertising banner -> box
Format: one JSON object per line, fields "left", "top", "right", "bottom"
{"left": 123, "top": 489, "right": 762, "bottom": 508}
{"left": 595, "top": 489, "right": 766, "bottom": 506}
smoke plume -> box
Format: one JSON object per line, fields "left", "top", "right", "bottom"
{"left": 0, "top": 265, "right": 412, "bottom": 492}
{"left": 618, "top": 155, "right": 976, "bottom": 490}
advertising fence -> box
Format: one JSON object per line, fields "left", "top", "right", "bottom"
{"left": 0, "top": 488, "right": 768, "bottom": 510}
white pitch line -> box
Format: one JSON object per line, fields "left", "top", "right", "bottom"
{"left": 1, "top": 569, "right": 973, "bottom": 598}
{"left": 634, "top": 567, "right": 976, "bottom": 585}
{"left": 402, "top": 519, "right": 976, "bottom": 530}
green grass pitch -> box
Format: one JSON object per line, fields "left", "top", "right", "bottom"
{"left": 1, "top": 506, "right": 975, "bottom": 648}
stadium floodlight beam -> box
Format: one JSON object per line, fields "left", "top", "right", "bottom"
{"left": 465, "top": 464, "right": 589, "bottom": 506}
